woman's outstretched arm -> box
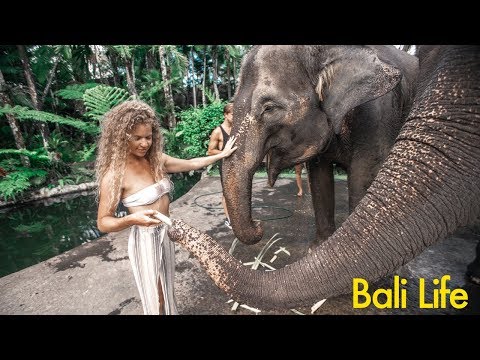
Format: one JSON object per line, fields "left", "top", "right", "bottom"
{"left": 163, "top": 136, "right": 237, "bottom": 174}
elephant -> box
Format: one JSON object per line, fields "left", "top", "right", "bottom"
{"left": 221, "top": 45, "right": 419, "bottom": 246}
{"left": 167, "top": 45, "right": 480, "bottom": 309}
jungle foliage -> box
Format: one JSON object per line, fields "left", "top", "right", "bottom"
{"left": 0, "top": 45, "right": 251, "bottom": 201}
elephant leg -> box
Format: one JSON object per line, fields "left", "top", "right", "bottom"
{"left": 307, "top": 157, "right": 335, "bottom": 246}
{"left": 347, "top": 158, "right": 381, "bottom": 213}
{"left": 467, "top": 240, "right": 480, "bottom": 285}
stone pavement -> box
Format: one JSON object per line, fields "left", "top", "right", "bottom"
{"left": 0, "top": 176, "right": 478, "bottom": 315}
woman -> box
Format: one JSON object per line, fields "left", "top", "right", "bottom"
{"left": 95, "top": 100, "right": 237, "bottom": 315}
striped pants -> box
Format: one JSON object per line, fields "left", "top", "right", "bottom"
{"left": 128, "top": 224, "right": 178, "bottom": 315}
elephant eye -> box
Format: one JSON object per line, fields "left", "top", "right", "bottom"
{"left": 262, "top": 102, "right": 280, "bottom": 115}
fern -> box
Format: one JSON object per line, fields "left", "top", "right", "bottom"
{"left": 12, "top": 167, "right": 48, "bottom": 179}
{"left": 56, "top": 83, "right": 99, "bottom": 100}
{"left": 0, "top": 148, "right": 51, "bottom": 162}
{"left": 0, "top": 176, "right": 31, "bottom": 201}
{"left": 0, "top": 167, "right": 48, "bottom": 201}
{"left": 0, "top": 157, "right": 21, "bottom": 172}
{"left": 0, "top": 105, "right": 99, "bottom": 134}
{"left": 13, "top": 223, "right": 45, "bottom": 234}
{"left": 83, "top": 85, "right": 130, "bottom": 121}
{"left": 77, "top": 143, "right": 97, "bottom": 162}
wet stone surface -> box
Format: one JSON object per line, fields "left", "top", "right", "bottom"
{"left": 172, "top": 177, "right": 480, "bottom": 315}
{"left": 0, "top": 176, "right": 478, "bottom": 315}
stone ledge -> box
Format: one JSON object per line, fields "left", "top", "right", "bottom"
{"left": 0, "top": 182, "right": 97, "bottom": 209}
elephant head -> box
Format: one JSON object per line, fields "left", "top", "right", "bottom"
{"left": 223, "top": 45, "right": 407, "bottom": 245}
{"left": 169, "top": 45, "right": 480, "bottom": 309}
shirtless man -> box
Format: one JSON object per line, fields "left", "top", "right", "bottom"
{"left": 207, "top": 103, "right": 233, "bottom": 229}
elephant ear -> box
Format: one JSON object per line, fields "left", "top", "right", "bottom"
{"left": 317, "top": 47, "right": 402, "bottom": 135}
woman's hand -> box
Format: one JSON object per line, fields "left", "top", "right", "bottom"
{"left": 129, "top": 209, "right": 166, "bottom": 226}
{"left": 221, "top": 136, "right": 238, "bottom": 158}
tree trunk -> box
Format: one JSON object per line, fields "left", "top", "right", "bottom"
{"left": 212, "top": 45, "right": 220, "bottom": 101}
{"left": 90, "top": 46, "right": 97, "bottom": 79}
{"left": 159, "top": 45, "right": 176, "bottom": 128}
{"left": 190, "top": 47, "right": 197, "bottom": 108}
{"left": 125, "top": 58, "right": 138, "bottom": 97}
{"left": 0, "top": 70, "right": 30, "bottom": 167}
{"left": 17, "top": 45, "right": 50, "bottom": 151}
{"left": 93, "top": 45, "right": 107, "bottom": 84}
{"left": 233, "top": 59, "right": 237, "bottom": 93}
{"left": 107, "top": 51, "right": 121, "bottom": 87}
{"left": 130, "top": 58, "right": 137, "bottom": 92}
{"left": 202, "top": 46, "right": 207, "bottom": 107}
{"left": 226, "top": 49, "right": 232, "bottom": 99}
{"left": 51, "top": 89, "right": 61, "bottom": 134}
{"left": 146, "top": 49, "right": 156, "bottom": 70}
{"left": 39, "top": 56, "right": 59, "bottom": 109}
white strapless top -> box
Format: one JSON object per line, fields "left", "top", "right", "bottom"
{"left": 122, "top": 177, "right": 173, "bottom": 207}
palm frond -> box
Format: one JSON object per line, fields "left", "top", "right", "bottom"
{"left": 83, "top": 84, "right": 130, "bottom": 121}
{"left": 165, "top": 45, "right": 189, "bottom": 73}
{"left": 0, "top": 105, "right": 99, "bottom": 134}
{"left": 112, "top": 45, "right": 136, "bottom": 59}
{"left": 0, "top": 149, "right": 50, "bottom": 162}
{"left": 56, "top": 83, "right": 99, "bottom": 100}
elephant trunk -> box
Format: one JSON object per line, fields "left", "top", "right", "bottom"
{"left": 222, "top": 147, "right": 264, "bottom": 245}
{"left": 168, "top": 46, "right": 480, "bottom": 310}
{"left": 169, "top": 104, "right": 480, "bottom": 309}
{"left": 168, "top": 218, "right": 335, "bottom": 308}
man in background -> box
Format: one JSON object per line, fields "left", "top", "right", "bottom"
{"left": 207, "top": 103, "right": 233, "bottom": 229}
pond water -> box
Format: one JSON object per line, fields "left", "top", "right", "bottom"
{"left": 0, "top": 173, "right": 201, "bottom": 278}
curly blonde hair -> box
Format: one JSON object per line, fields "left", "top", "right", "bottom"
{"left": 95, "top": 100, "right": 165, "bottom": 210}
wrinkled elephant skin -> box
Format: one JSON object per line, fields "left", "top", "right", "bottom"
{"left": 168, "top": 46, "right": 480, "bottom": 310}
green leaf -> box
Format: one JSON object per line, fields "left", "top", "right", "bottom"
{"left": 0, "top": 105, "right": 99, "bottom": 135}
{"left": 56, "top": 83, "right": 99, "bottom": 100}
{"left": 0, "top": 149, "right": 50, "bottom": 162}
{"left": 83, "top": 85, "right": 130, "bottom": 121}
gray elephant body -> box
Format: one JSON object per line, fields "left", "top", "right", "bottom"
{"left": 223, "top": 45, "right": 419, "bottom": 245}
{"left": 168, "top": 45, "right": 480, "bottom": 310}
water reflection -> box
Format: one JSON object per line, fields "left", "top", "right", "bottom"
{"left": 0, "top": 173, "right": 200, "bottom": 278}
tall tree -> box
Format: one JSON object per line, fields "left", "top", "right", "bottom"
{"left": 225, "top": 47, "right": 232, "bottom": 99}
{"left": 189, "top": 46, "right": 197, "bottom": 108}
{"left": 91, "top": 45, "right": 107, "bottom": 84}
{"left": 113, "top": 45, "right": 138, "bottom": 97}
{"left": 224, "top": 45, "right": 246, "bottom": 99}
{"left": 16, "top": 45, "right": 50, "bottom": 151}
{"left": 159, "top": 45, "right": 176, "bottom": 128}
{"left": 70, "top": 45, "right": 92, "bottom": 83}
{"left": 37, "top": 45, "right": 63, "bottom": 109}
{"left": 0, "top": 69, "right": 30, "bottom": 166}
{"left": 105, "top": 47, "right": 121, "bottom": 87}
{"left": 202, "top": 45, "right": 207, "bottom": 107}
{"left": 211, "top": 45, "right": 220, "bottom": 101}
